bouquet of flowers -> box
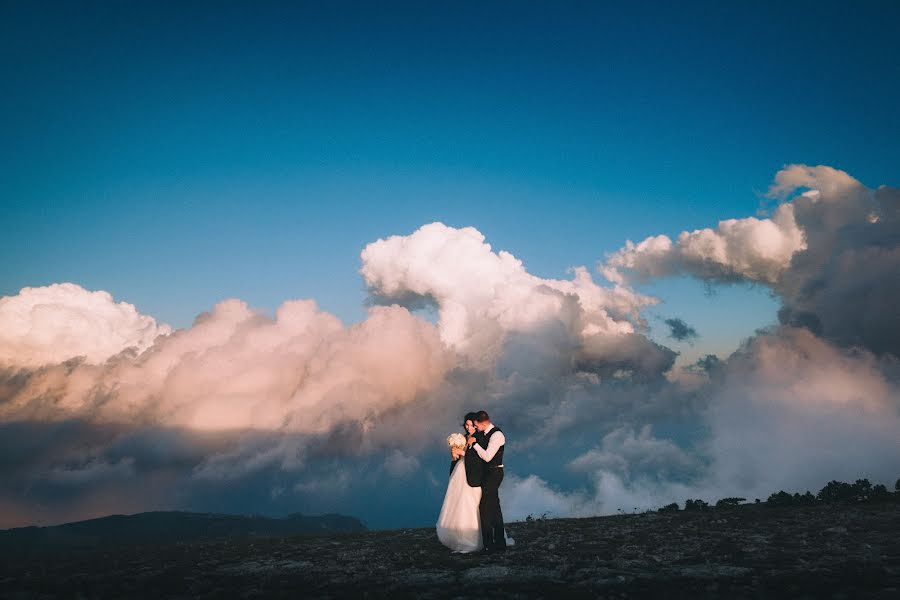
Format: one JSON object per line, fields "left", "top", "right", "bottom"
{"left": 447, "top": 432, "right": 467, "bottom": 450}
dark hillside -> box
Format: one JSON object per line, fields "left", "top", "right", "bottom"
{"left": 0, "top": 511, "right": 364, "bottom": 556}
{"left": 1, "top": 502, "right": 897, "bottom": 598}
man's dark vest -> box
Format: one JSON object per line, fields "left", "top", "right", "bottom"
{"left": 483, "top": 426, "right": 504, "bottom": 467}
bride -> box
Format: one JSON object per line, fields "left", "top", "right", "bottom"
{"left": 436, "top": 413, "right": 513, "bottom": 553}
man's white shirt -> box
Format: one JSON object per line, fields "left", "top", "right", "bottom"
{"left": 474, "top": 424, "right": 504, "bottom": 467}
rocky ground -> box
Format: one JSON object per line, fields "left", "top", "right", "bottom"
{"left": 1, "top": 502, "right": 898, "bottom": 599}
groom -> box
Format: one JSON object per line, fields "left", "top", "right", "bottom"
{"left": 467, "top": 410, "right": 507, "bottom": 553}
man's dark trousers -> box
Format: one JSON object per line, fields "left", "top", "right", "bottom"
{"left": 480, "top": 466, "right": 506, "bottom": 551}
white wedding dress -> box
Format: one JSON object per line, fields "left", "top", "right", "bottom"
{"left": 436, "top": 459, "right": 515, "bottom": 553}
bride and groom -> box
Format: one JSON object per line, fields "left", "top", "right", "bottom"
{"left": 436, "top": 410, "right": 513, "bottom": 553}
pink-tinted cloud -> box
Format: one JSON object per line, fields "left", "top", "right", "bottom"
{"left": 0, "top": 283, "right": 171, "bottom": 368}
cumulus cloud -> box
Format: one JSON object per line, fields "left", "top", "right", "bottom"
{"left": 0, "top": 287, "right": 463, "bottom": 526}
{"left": 0, "top": 283, "right": 171, "bottom": 368}
{"left": 703, "top": 327, "right": 900, "bottom": 499}
{"left": 501, "top": 165, "right": 900, "bottom": 518}
{"left": 770, "top": 168, "right": 900, "bottom": 356}
{"left": 602, "top": 164, "right": 900, "bottom": 358}
{"left": 0, "top": 224, "right": 679, "bottom": 527}
{"left": 502, "top": 426, "right": 705, "bottom": 519}
{"left": 361, "top": 222, "right": 674, "bottom": 379}
{"left": 532, "top": 329, "right": 899, "bottom": 516}
{"left": 0, "top": 298, "right": 452, "bottom": 434}
{"left": 501, "top": 327, "right": 900, "bottom": 520}
{"left": 601, "top": 203, "right": 805, "bottom": 285}
{"left": 501, "top": 473, "right": 591, "bottom": 520}
{"left": 766, "top": 164, "right": 862, "bottom": 198}
{"left": 569, "top": 425, "right": 703, "bottom": 482}
{"left": 1, "top": 168, "right": 898, "bottom": 530}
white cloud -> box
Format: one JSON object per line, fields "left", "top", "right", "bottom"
{"left": 1, "top": 166, "right": 897, "bottom": 528}
{"left": 601, "top": 164, "right": 900, "bottom": 357}
{"left": 539, "top": 328, "right": 900, "bottom": 517}
{"left": 0, "top": 298, "right": 452, "bottom": 436}
{"left": 569, "top": 425, "right": 701, "bottom": 482}
{"left": 766, "top": 164, "right": 862, "bottom": 199}
{"left": 361, "top": 222, "right": 673, "bottom": 378}
{"left": 703, "top": 327, "right": 900, "bottom": 499}
{"left": 501, "top": 473, "right": 589, "bottom": 521}
{"left": 0, "top": 283, "right": 171, "bottom": 367}
{"left": 601, "top": 202, "right": 805, "bottom": 285}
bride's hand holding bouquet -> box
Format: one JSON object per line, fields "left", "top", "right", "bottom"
{"left": 447, "top": 432, "right": 467, "bottom": 460}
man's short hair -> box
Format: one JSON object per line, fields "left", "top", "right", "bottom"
{"left": 474, "top": 410, "right": 490, "bottom": 423}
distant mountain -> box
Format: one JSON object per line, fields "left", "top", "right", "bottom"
{"left": 0, "top": 511, "right": 365, "bottom": 554}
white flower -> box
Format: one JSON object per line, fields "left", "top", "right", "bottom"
{"left": 447, "top": 432, "right": 467, "bottom": 449}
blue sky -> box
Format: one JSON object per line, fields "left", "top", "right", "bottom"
{"left": 2, "top": 1, "right": 898, "bottom": 364}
